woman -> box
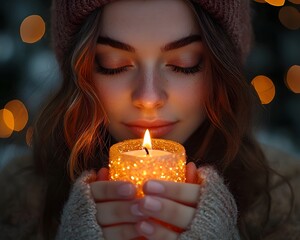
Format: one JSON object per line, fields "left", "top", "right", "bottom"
{"left": 0, "top": 0, "right": 299, "bottom": 239}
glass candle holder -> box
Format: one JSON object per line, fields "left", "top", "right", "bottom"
{"left": 109, "top": 138, "right": 186, "bottom": 197}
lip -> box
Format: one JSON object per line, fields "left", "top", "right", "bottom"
{"left": 124, "top": 120, "right": 178, "bottom": 138}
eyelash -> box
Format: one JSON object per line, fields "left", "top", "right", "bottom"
{"left": 167, "top": 63, "right": 203, "bottom": 75}
{"left": 96, "top": 62, "right": 203, "bottom": 75}
{"left": 96, "top": 65, "right": 130, "bottom": 75}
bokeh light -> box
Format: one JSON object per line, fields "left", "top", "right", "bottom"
{"left": 0, "top": 109, "right": 14, "bottom": 138}
{"left": 4, "top": 100, "right": 28, "bottom": 131}
{"left": 265, "top": 0, "right": 285, "bottom": 6}
{"left": 2, "top": 109, "right": 14, "bottom": 130}
{"left": 26, "top": 126, "right": 33, "bottom": 147}
{"left": 251, "top": 75, "right": 276, "bottom": 104}
{"left": 285, "top": 65, "right": 300, "bottom": 93}
{"left": 279, "top": 6, "right": 300, "bottom": 30}
{"left": 288, "top": 0, "right": 300, "bottom": 4}
{"left": 20, "top": 15, "right": 46, "bottom": 44}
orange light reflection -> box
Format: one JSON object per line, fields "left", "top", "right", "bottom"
{"left": 5, "top": 100, "right": 28, "bottom": 132}
{"left": 279, "top": 6, "right": 300, "bottom": 30}
{"left": 20, "top": 15, "right": 46, "bottom": 44}
{"left": 251, "top": 75, "right": 276, "bottom": 104}
{"left": 265, "top": 0, "right": 285, "bottom": 6}
{"left": 0, "top": 109, "right": 14, "bottom": 138}
{"left": 286, "top": 65, "right": 300, "bottom": 93}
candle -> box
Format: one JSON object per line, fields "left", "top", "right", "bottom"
{"left": 109, "top": 130, "right": 186, "bottom": 197}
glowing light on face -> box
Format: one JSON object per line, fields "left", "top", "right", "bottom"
{"left": 20, "top": 15, "right": 46, "bottom": 43}
{"left": 94, "top": 0, "right": 206, "bottom": 143}
{"left": 251, "top": 75, "right": 276, "bottom": 104}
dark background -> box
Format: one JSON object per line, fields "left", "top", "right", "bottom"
{"left": 0, "top": 0, "right": 299, "bottom": 167}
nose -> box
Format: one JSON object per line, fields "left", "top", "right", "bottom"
{"left": 132, "top": 69, "right": 167, "bottom": 110}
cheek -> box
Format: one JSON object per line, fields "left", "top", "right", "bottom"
{"left": 94, "top": 76, "right": 127, "bottom": 105}
{"left": 173, "top": 78, "right": 206, "bottom": 110}
{"left": 94, "top": 82, "right": 110, "bottom": 106}
{"left": 175, "top": 80, "right": 207, "bottom": 132}
{"left": 94, "top": 80, "right": 122, "bottom": 120}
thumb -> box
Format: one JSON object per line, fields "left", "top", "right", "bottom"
{"left": 97, "top": 167, "right": 109, "bottom": 181}
{"left": 185, "top": 162, "right": 198, "bottom": 183}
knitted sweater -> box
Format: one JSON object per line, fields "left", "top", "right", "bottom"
{"left": 0, "top": 145, "right": 299, "bottom": 239}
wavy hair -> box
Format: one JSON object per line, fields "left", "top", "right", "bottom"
{"left": 189, "top": 2, "right": 293, "bottom": 239}
{"left": 187, "top": 2, "right": 271, "bottom": 238}
{"left": 33, "top": 10, "right": 109, "bottom": 238}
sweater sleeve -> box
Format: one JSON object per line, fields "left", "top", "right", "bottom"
{"left": 178, "top": 166, "right": 240, "bottom": 240}
{"left": 56, "top": 171, "right": 105, "bottom": 240}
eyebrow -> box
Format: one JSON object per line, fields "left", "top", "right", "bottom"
{"left": 97, "top": 34, "right": 202, "bottom": 53}
{"left": 97, "top": 36, "right": 135, "bottom": 52}
{"left": 162, "top": 34, "right": 202, "bottom": 51}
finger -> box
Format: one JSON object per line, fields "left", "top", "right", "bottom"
{"left": 186, "top": 162, "right": 198, "bottom": 183}
{"left": 97, "top": 167, "right": 109, "bottom": 181}
{"left": 135, "top": 220, "right": 178, "bottom": 240}
{"left": 143, "top": 180, "right": 200, "bottom": 205}
{"left": 96, "top": 200, "right": 145, "bottom": 226}
{"left": 90, "top": 181, "right": 136, "bottom": 201}
{"left": 137, "top": 196, "right": 195, "bottom": 229}
{"left": 103, "top": 223, "right": 143, "bottom": 240}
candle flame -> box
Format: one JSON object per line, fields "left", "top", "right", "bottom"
{"left": 142, "top": 129, "right": 152, "bottom": 149}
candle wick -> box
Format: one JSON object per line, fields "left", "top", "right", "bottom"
{"left": 143, "top": 147, "right": 150, "bottom": 155}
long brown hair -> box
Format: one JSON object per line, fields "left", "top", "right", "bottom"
{"left": 187, "top": 2, "right": 271, "bottom": 238}
{"left": 33, "top": 10, "right": 109, "bottom": 238}
{"left": 33, "top": 3, "right": 288, "bottom": 239}
{"left": 189, "top": 2, "right": 294, "bottom": 239}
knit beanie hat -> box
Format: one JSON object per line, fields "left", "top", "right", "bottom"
{"left": 51, "top": 0, "right": 252, "bottom": 65}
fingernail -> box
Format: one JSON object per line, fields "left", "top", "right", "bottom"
{"left": 146, "top": 181, "right": 165, "bottom": 194}
{"left": 117, "top": 183, "right": 134, "bottom": 197}
{"left": 140, "top": 221, "right": 154, "bottom": 235}
{"left": 143, "top": 196, "right": 162, "bottom": 212}
{"left": 131, "top": 204, "right": 144, "bottom": 216}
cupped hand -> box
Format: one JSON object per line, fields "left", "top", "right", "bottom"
{"left": 91, "top": 162, "right": 200, "bottom": 240}
{"left": 134, "top": 162, "right": 201, "bottom": 240}
{"left": 90, "top": 168, "right": 145, "bottom": 240}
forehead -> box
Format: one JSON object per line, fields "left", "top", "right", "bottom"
{"left": 98, "top": 0, "right": 200, "bottom": 45}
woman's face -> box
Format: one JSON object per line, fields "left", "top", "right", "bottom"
{"left": 92, "top": 0, "right": 207, "bottom": 143}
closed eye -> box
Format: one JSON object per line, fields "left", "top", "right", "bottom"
{"left": 96, "top": 65, "right": 131, "bottom": 75}
{"left": 166, "top": 63, "right": 203, "bottom": 75}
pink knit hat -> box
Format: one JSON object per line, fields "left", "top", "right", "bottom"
{"left": 51, "top": 0, "right": 252, "bottom": 64}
